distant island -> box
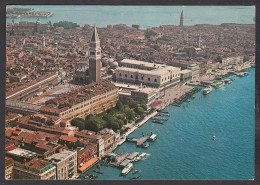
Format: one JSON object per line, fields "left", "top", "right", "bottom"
{"left": 6, "top": 7, "right": 53, "bottom": 18}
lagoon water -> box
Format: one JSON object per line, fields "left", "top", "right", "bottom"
{"left": 83, "top": 69, "right": 255, "bottom": 180}
{"left": 6, "top": 6, "right": 255, "bottom": 28}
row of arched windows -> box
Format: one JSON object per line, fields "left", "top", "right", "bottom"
{"left": 118, "top": 72, "right": 179, "bottom": 83}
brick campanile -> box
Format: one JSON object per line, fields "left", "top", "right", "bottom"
{"left": 88, "top": 24, "right": 101, "bottom": 83}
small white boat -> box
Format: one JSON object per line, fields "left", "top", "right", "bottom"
{"left": 121, "top": 163, "right": 133, "bottom": 176}
{"left": 203, "top": 86, "right": 213, "bottom": 95}
{"left": 134, "top": 153, "right": 147, "bottom": 162}
{"left": 149, "top": 134, "right": 157, "bottom": 141}
{"left": 212, "top": 136, "right": 216, "bottom": 140}
{"left": 139, "top": 153, "right": 147, "bottom": 159}
{"left": 214, "top": 81, "right": 225, "bottom": 88}
{"left": 224, "top": 79, "right": 233, "bottom": 84}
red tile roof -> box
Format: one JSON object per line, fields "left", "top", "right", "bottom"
{"left": 59, "top": 135, "right": 77, "bottom": 143}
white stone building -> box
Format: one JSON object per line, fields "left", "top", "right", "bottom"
{"left": 187, "top": 64, "right": 200, "bottom": 79}
{"left": 47, "top": 149, "right": 77, "bottom": 180}
{"left": 115, "top": 59, "right": 181, "bottom": 88}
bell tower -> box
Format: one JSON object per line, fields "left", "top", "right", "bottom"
{"left": 180, "top": 10, "right": 184, "bottom": 27}
{"left": 88, "top": 24, "right": 101, "bottom": 83}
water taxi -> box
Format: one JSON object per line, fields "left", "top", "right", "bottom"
{"left": 132, "top": 169, "right": 140, "bottom": 175}
{"left": 131, "top": 175, "right": 140, "bottom": 179}
{"left": 224, "top": 79, "right": 233, "bottom": 84}
{"left": 152, "top": 120, "right": 163, "bottom": 124}
{"left": 93, "top": 170, "right": 104, "bottom": 174}
{"left": 133, "top": 153, "right": 147, "bottom": 162}
{"left": 214, "top": 81, "right": 225, "bottom": 88}
{"left": 203, "top": 86, "right": 213, "bottom": 95}
{"left": 149, "top": 134, "right": 157, "bottom": 141}
{"left": 122, "top": 163, "right": 133, "bottom": 176}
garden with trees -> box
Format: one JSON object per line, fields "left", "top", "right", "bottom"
{"left": 71, "top": 98, "right": 148, "bottom": 132}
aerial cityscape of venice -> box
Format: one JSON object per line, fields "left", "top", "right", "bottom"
{"left": 5, "top": 5, "right": 255, "bottom": 180}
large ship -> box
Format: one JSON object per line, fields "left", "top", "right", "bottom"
{"left": 121, "top": 163, "right": 133, "bottom": 176}
{"left": 203, "top": 86, "right": 213, "bottom": 95}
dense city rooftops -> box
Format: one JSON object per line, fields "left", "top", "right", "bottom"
{"left": 6, "top": 72, "right": 57, "bottom": 98}
{"left": 7, "top": 147, "right": 37, "bottom": 158}
{"left": 47, "top": 149, "right": 75, "bottom": 162}
{"left": 25, "top": 158, "right": 54, "bottom": 172}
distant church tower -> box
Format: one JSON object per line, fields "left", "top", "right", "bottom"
{"left": 180, "top": 10, "right": 184, "bottom": 26}
{"left": 42, "top": 34, "right": 45, "bottom": 48}
{"left": 88, "top": 24, "right": 101, "bottom": 83}
{"left": 198, "top": 35, "right": 202, "bottom": 48}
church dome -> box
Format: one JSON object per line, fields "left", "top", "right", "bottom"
{"left": 101, "top": 57, "right": 109, "bottom": 67}
{"left": 110, "top": 61, "right": 118, "bottom": 68}
{"left": 108, "top": 58, "right": 114, "bottom": 64}
{"left": 36, "top": 18, "right": 41, "bottom": 25}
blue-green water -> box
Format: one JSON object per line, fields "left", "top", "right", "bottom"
{"left": 84, "top": 68, "right": 255, "bottom": 180}
{"left": 6, "top": 6, "right": 255, "bottom": 27}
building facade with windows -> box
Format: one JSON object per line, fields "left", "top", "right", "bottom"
{"left": 13, "top": 158, "right": 56, "bottom": 180}
{"left": 115, "top": 59, "right": 181, "bottom": 88}
{"left": 47, "top": 149, "right": 77, "bottom": 180}
{"left": 187, "top": 64, "right": 200, "bottom": 79}
{"left": 39, "top": 80, "right": 118, "bottom": 120}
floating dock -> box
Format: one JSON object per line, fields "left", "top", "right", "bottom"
{"left": 126, "top": 134, "right": 157, "bottom": 147}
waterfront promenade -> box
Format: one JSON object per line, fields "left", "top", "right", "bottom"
{"left": 109, "top": 111, "right": 158, "bottom": 151}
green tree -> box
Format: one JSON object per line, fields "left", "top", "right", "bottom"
{"left": 125, "top": 97, "right": 138, "bottom": 109}
{"left": 106, "top": 115, "right": 124, "bottom": 131}
{"left": 115, "top": 100, "right": 124, "bottom": 111}
{"left": 135, "top": 106, "right": 145, "bottom": 115}
{"left": 140, "top": 100, "right": 147, "bottom": 111}
{"left": 124, "top": 108, "right": 136, "bottom": 120}
{"left": 114, "top": 112, "right": 126, "bottom": 123}
{"left": 71, "top": 118, "right": 85, "bottom": 131}
{"left": 85, "top": 116, "right": 106, "bottom": 132}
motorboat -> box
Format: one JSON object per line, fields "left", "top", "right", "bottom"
{"left": 203, "top": 86, "right": 212, "bottom": 95}
{"left": 132, "top": 170, "right": 140, "bottom": 175}
{"left": 224, "top": 79, "right": 233, "bottom": 84}
{"left": 131, "top": 175, "right": 140, "bottom": 179}
{"left": 122, "top": 163, "right": 133, "bottom": 176}
{"left": 214, "top": 81, "right": 225, "bottom": 88}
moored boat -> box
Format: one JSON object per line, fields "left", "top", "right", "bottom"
{"left": 203, "top": 86, "right": 212, "bottom": 95}
{"left": 122, "top": 163, "right": 133, "bottom": 176}
{"left": 141, "top": 142, "right": 150, "bottom": 148}
{"left": 149, "top": 134, "right": 157, "bottom": 141}
{"left": 214, "top": 81, "right": 225, "bottom": 88}
{"left": 152, "top": 120, "right": 163, "bottom": 124}
{"left": 131, "top": 175, "right": 140, "bottom": 179}
{"left": 132, "top": 169, "right": 140, "bottom": 175}
{"left": 93, "top": 170, "right": 104, "bottom": 174}
{"left": 139, "top": 153, "right": 147, "bottom": 159}
{"left": 224, "top": 79, "right": 233, "bottom": 84}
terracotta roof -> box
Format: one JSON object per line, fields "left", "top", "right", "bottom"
{"left": 25, "top": 158, "right": 52, "bottom": 171}
{"left": 59, "top": 135, "right": 77, "bottom": 143}
{"left": 5, "top": 157, "right": 14, "bottom": 167}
